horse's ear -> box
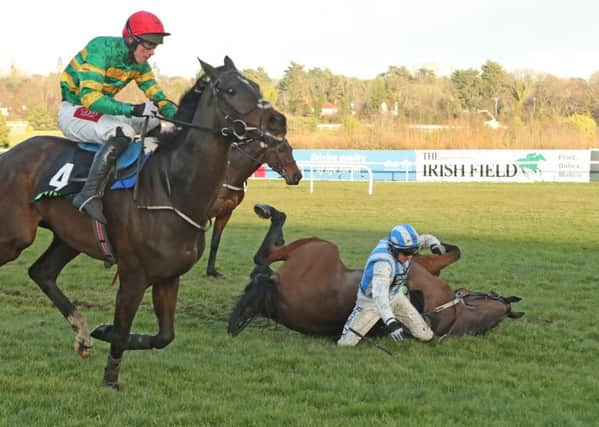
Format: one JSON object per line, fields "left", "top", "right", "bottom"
{"left": 224, "top": 56, "right": 237, "bottom": 71}
{"left": 198, "top": 58, "right": 217, "bottom": 79}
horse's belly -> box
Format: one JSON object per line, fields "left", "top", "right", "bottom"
{"left": 277, "top": 270, "right": 355, "bottom": 335}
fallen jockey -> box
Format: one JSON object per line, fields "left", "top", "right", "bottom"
{"left": 337, "top": 224, "right": 445, "bottom": 346}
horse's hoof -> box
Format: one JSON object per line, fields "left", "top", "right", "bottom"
{"left": 207, "top": 269, "right": 223, "bottom": 278}
{"left": 90, "top": 324, "right": 113, "bottom": 342}
{"left": 74, "top": 338, "right": 93, "bottom": 359}
{"left": 254, "top": 204, "right": 273, "bottom": 219}
{"left": 102, "top": 380, "right": 121, "bottom": 391}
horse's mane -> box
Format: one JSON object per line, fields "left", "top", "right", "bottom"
{"left": 158, "top": 67, "right": 228, "bottom": 149}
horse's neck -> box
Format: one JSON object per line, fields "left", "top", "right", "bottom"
{"left": 152, "top": 99, "right": 231, "bottom": 219}
{"left": 226, "top": 145, "right": 265, "bottom": 186}
{"left": 408, "top": 264, "right": 455, "bottom": 312}
{"left": 424, "top": 283, "right": 455, "bottom": 310}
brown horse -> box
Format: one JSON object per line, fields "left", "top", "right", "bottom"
{"left": 206, "top": 138, "right": 301, "bottom": 277}
{"left": 228, "top": 204, "right": 524, "bottom": 340}
{"left": 0, "top": 57, "right": 287, "bottom": 388}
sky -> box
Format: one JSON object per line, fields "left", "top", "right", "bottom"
{"left": 2, "top": 0, "right": 599, "bottom": 80}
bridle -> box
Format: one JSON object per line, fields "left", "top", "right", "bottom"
{"left": 136, "top": 67, "right": 285, "bottom": 231}
{"left": 231, "top": 138, "right": 296, "bottom": 178}
{"left": 156, "top": 72, "right": 284, "bottom": 145}
{"left": 220, "top": 138, "right": 294, "bottom": 193}
{"left": 420, "top": 289, "right": 516, "bottom": 341}
{"left": 422, "top": 289, "right": 511, "bottom": 318}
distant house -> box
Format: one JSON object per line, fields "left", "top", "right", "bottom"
{"left": 320, "top": 102, "right": 338, "bottom": 117}
{"left": 477, "top": 110, "right": 504, "bottom": 129}
{"left": 380, "top": 102, "right": 399, "bottom": 116}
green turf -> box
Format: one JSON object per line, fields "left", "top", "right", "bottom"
{"left": 1, "top": 181, "right": 597, "bottom": 426}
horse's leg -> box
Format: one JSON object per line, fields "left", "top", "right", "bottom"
{"left": 92, "top": 276, "right": 179, "bottom": 388}
{"left": 27, "top": 235, "right": 91, "bottom": 357}
{"left": 119, "top": 278, "right": 179, "bottom": 350}
{"left": 91, "top": 273, "right": 146, "bottom": 389}
{"left": 206, "top": 213, "right": 232, "bottom": 277}
{"left": 0, "top": 203, "right": 39, "bottom": 266}
{"left": 253, "top": 204, "right": 286, "bottom": 265}
{"left": 414, "top": 243, "right": 461, "bottom": 276}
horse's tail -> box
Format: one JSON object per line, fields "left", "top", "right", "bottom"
{"left": 227, "top": 265, "right": 280, "bottom": 336}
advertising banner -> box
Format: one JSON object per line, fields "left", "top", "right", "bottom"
{"left": 279, "top": 149, "right": 416, "bottom": 181}
{"left": 415, "top": 150, "right": 590, "bottom": 183}
{"left": 254, "top": 149, "right": 591, "bottom": 183}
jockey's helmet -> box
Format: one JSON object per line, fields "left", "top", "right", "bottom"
{"left": 123, "top": 11, "right": 170, "bottom": 46}
{"left": 388, "top": 224, "right": 420, "bottom": 254}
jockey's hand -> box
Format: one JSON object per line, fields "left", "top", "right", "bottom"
{"left": 385, "top": 319, "right": 406, "bottom": 342}
{"left": 431, "top": 243, "right": 446, "bottom": 255}
{"left": 132, "top": 101, "right": 159, "bottom": 117}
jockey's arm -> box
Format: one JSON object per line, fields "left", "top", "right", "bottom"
{"left": 371, "top": 261, "right": 396, "bottom": 326}
{"left": 136, "top": 71, "right": 177, "bottom": 119}
{"left": 78, "top": 42, "right": 132, "bottom": 116}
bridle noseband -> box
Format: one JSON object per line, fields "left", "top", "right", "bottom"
{"left": 231, "top": 139, "right": 296, "bottom": 179}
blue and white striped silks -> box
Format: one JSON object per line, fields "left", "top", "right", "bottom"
{"left": 359, "top": 239, "right": 410, "bottom": 298}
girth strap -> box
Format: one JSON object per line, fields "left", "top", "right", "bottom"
{"left": 92, "top": 219, "right": 116, "bottom": 268}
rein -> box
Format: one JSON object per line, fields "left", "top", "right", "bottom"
{"left": 157, "top": 114, "right": 260, "bottom": 140}
{"left": 137, "top": 68, "right": 283, "bottom": 230}
{"left": 422, "top": 290, "right": 508, "bottom": 317}
{"left": 156, "top": 74, "right": 284, "bottom": 144}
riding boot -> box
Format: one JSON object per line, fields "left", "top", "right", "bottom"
{"left": 72, "top": 133, "right": 131, "bottom": 224}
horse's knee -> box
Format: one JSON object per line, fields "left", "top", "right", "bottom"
{"left": 152, "top": 331, "right": 175, "bottom": 349}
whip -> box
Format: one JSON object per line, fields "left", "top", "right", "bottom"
{"left": 349, "top": 327, "right": 394, "bottom": 356}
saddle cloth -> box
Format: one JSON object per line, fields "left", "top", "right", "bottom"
{"left": 33, "top": 140, "right": 150, "bottom": 202}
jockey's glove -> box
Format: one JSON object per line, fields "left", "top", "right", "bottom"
{"left": 430, "top": 243, "right": 446, "bottom": 255}
{"left": 385, "top": 319, "right": 406, "bottom": 342}
{"left": 132, "top": 101, "right": 159, "bottom": 118}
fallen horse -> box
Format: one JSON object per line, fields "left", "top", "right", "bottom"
{"left": 228, "top": 204, "right": 524, "bottom": 340}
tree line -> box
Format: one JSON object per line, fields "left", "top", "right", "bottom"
{"left": 1, "top": 59, "right": 598, "bottom": 136}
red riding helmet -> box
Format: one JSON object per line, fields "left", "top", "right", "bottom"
{"left": 122, "top": 11, "right": 170, "bottom": 45}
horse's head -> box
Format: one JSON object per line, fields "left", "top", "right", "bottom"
{"left": 262, "top": 139, "right": 302, "bottom": 185}
{"left": 199, "top": 56, "right": 287, "bottom": 145}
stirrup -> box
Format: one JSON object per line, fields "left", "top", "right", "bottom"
{"left": 73, "top": 195, "right": 107, "bottom": 224}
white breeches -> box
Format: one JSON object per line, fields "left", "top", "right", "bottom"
{"left": 58, "top": 101, "right": 160, "bottom": 143}
{"left": 337, "top": 289, "right": 434, "bottom": 346}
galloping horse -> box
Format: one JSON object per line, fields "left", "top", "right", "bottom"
{"left": 0, "top": 57, "right": 287, "bottom": 388}
{"left": 228, "top": 204, "right": 524, "bottom": 340}
{"left": 206, "top": 138, "right": 301, "bottom": 277}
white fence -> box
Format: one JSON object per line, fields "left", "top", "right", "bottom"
{"left": 297, "top": 161, "right": 376, "bottom": 195}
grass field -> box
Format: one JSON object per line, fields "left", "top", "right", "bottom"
{"left": 0, "top": 181, "right": 597, "bottom": 426}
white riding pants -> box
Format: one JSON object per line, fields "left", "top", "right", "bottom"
{"left": 58, "top": 101, "right": 160, "bottom": 143}
{"left": 337, "top": 288, "right": 434, "bottom": 346}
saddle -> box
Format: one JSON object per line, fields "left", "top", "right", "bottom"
{"left": 33, "top": 139, "right": 150, "bottom": 202}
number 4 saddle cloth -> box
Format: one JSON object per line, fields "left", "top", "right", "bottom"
{"left": 33, "top": 139, "right": 149, "bottom": 202}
